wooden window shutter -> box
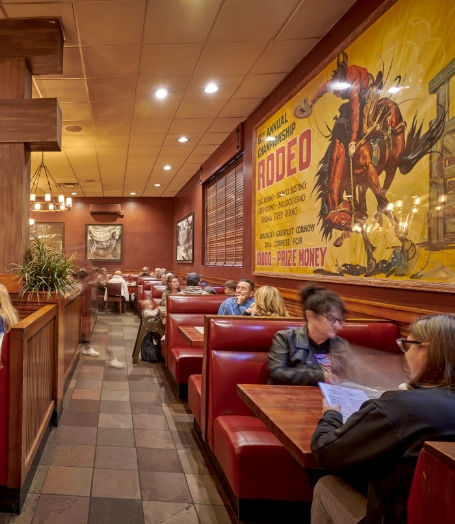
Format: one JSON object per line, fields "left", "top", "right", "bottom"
{"left": 205, "top": 155, "right": 243, "bottom": 267}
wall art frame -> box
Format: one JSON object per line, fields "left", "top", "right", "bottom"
{"left": 176, "top": 212, "right": 194, "bottom": 263}
{"left": 85, "top": 224, "right": 123, "bottom": 262}
{"left": 30, "top": 222, "right": 65, "bottom": 254}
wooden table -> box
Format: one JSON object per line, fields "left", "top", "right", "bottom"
{"left": 237, "top": 384, "right": 323, "bottom": 468}
{"left": 178, "top": 326, "right": 204, "bottom": 347}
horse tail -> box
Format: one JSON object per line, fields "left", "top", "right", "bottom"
{"left": 399, "top": 106, "right": 446, "bottom": 174}
{"left": 312, "top": 139, "right": 336, "bottom": 240}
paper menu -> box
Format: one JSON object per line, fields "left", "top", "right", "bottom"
{"left": 194, "top": 327, "right": 204, "bottom": 334}
{"left": 319, "top": 383, "right": 370, "bottom": 423}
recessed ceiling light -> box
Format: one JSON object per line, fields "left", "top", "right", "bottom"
{"left": 178, "top": 137, "right": 188, "bottom": 143}
{"left": 71, "top": 192, "right": 77, "bottom": 195}
{"left": 155, "top": 184, "right": 161, "bottom": 187}
{"left": 204, "top": 83, "right": 218, "bottom": 93}
{"left": 164, "top": 165, "right": 171, "bottom": 170}
{"left": 130, "top": 192, "right": 136, "bottom": 195}
{"left": 155, "top": 88, "right": 168, "bottom": 99}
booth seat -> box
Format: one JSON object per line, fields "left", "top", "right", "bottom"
{"left": 201, "top": 285, "right": 225, "bottom": 294}
{"left": 0, "top": 331, "right": 10, "bottom": 486}
{"left": 165, "top": 294, "right": 226, "bottom": 396}
{"left": 137, "top": 280, "right": 161, "bottom": 311}
{"left": 188, "top": 374, "right": 202, "bottom": 429}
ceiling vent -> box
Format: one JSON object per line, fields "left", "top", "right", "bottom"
{"left": 90, "top": 203, "right": 124, "bottom": 217}
{"left": 59, "top": 182, "right": 80, "bottom": 188}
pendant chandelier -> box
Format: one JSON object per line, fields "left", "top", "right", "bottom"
{"left": 30, "top": 153, "right": 72, "bottom": 212}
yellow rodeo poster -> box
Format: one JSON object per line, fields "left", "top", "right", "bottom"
{"left": 254, "top": 0, "right": 455, "bottom": 283}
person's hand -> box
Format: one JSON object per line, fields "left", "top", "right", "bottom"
{"left": 349, "top": 141, "right": 356, "bottom": 156}
{"left": 323, "top": 370, "right": 341, "bottom": 384}
{"left": 322, "top": 399, "right": 341, "bottom": 415}
{"left": 245, "top": 302, "right": 255, "bottom": 315}
{"left": 236, "top": 292, "right": 248, "bottom": 305}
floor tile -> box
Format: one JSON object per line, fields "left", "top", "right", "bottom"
{"left": 129, "top": 392, "right": 160, "bottom": 404}
{"left": 102, "top": 381, "right": 129, "bottom": 391}
{"left": 57, "top": 426, "right": 97, "bottom": 446}
{"left": 32, "top": 495, "right": 90, "bottom": 524}
{"left": 98, "top": 413, "right": 133, "bottom": 429}
{"left": 42, "top": 466, "right": 93, "bottom": 497}
{"left": 95, "top": 446, "right": 138, "bottom": 470}
{"left": 75, "top": 380, "right": 102, "bottom": 390}
{"left": 100, "top": 400, "right": 132, "bottom": 414}
{"left": 100, "top": 390, "right": 130, "bottom": 402}
{"left": 72, "top": 389, "right": 101, "bottom": 401}
{"left": 128, "top": 380, "right": 160, "bottom": 393}
{"left": 139, "top": 471, "right": 192, "bottom": 503}
{"left": 0, "top": 493, "right": 39, "bottom": 524}
{"left": 88, "top": 498, "right": 143, "bottom": 524}
{"left": 134, "top": 430, "right": 175, "bottom": 449}
{"left": 177, "top": 449, "right": 213, "bottom": 475}
{"left": 185, "top": 474, "right": 225, "bottom": 505}
{"left": 136, "top": 448, "right": 183, "bottom": 473}
{"left": 133, "top": 414, "right": 169, "bottom": 431}
{"left": 170, "top": 431, "right": 199, "bottom": 450}
{"left": 96, "top": 428, "right": 135, "bottom": 447}
{"left": 142, "top": 501, "right": 199, "bottom": 524}
{"left": 67, "top": 399, "right": 101, "bottom": 413}
{"left": 51, "top": 444, "right": 96, "bottom": 468}
{"left": 29, "top": 465, "right": 49, "bottom": 494}
{"left": 102, "top": 373, "right": 129, "bottom": 382}
{"left": 131, "top": 403, "right": 164, "bottom": 415}
{"left": 195, "top": 504, "right": 233, "bottom": 524}
{"left": 78, "top": 372, "right": 105, "bottom": 382}
{"left": 62, "top": 411, "right": 99, "bottom": 427}
{"left": 92, "top": 469, "right": 140, "bottom": 499}
{"left": 39, "top": 443, "right": 56, "bottom": 465}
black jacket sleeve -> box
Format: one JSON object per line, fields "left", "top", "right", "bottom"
{"left": 268, "top": 331, "right": 324, "bottom": 386}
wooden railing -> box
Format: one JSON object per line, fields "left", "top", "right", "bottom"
{"left": 8, "top": 305, "right": 57, "bottom": 488}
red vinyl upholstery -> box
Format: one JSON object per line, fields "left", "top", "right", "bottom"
{"left": 407, "top": 449, "right": 425, "bottom": 524}
{"left": 0, "top": 331, "right": 11, "bottom": 485}
{"left": 201, "top": 285, "right": 225, "bottom": 294}
{"left": 137, "top": 280, "right": 160, "bottom": 311}
{"left": 338, "top": 321, "right": 400, "bottom": 353}
{"left": 188, "top": 374, "right": 202, "bottom": 427}
{"left": 166, "top": 295, "right": 226, "bottom": 393}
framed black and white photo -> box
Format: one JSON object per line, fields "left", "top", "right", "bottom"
{"left": 176, "top": 212, "right": 194, "bottom": 263}
{"left": 86, "top": 224, "right": 123, "bottom": 262}
{"left": 30, "top": 222, "right": 65, "bottom": 254}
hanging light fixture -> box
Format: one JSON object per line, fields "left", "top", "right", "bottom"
{"left": 30, "top": 153, "right": 72, "bottom": 212}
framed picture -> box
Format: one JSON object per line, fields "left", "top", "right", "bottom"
{"left": 86, "top": 224, "right": 123, "bottom": 262}
{"left": 176, "top": 212, "right": 194, "bottom": 263}
{"left": 30, "top": 222, "right": 64, "bottom": 254}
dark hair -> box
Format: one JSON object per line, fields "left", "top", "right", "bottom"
{"left": 409, "top": 314, "right": 455, "bottom": 389}
{"left": 186, "top": 272, "right": 201, "bottom": 286}
{"left": 224, "top": 280, "right": 238, "bottom": 291}
{"left": 239, "top": 278, "right": 255, "bottom": 291}
{"left": 300, "top": 284, "right": 345, "bottom": 320}
{"left": 204, "top": 286, "right": 217, "bottom": 294}
{"left": 93, "top": 267, "right": 100, "bottom": 274}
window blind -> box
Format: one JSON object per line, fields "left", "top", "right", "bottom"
{"left": 205, "top": 155, "right": 243, "bottom": 266}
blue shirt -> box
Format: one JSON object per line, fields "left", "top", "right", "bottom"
{"left": 218, "top": 296, "right": 255, "bottom": 315}
{"left": 0, "top": 316, "right": 4, "bottom": 334}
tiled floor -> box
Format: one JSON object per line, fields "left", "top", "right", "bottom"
{"left": 0, "top": 312, "right": 237, "bottom": 524}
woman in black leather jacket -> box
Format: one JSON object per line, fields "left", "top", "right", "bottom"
{"left": 311, "top": 313, "right": 455, "bottom": 524}
{"left": 268, "top": 284, "right": 352, "bottom": 385}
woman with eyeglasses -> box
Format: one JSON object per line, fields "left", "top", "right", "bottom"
{"left": 310, "top": 313, "right": 455, "bottom": 524}
{"left": 268, "top": 284, "right": 352, "bottom": 385}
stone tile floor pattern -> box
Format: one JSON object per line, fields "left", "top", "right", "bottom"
{"left": 0, "top": 312, "right": 240, "bottom": 524}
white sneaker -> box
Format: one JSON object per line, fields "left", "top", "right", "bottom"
{"left": 82, "top": 348, "right": 99, "bottom": 357}
{"left": 108, "top": 358, "right": 125, "bottom": 369}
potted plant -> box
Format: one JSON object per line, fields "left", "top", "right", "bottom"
{"left": 13, "top": 236, "right": 78, "bottom": 300}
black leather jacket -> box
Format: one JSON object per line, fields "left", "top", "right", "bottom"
{"left": 268, "top": 325, "right": 352, "bottom": 385}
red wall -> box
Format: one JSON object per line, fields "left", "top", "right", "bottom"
{"left": 31, "top": 197, "right": 174, "bottom": 272}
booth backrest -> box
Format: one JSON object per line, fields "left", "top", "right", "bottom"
{"left": 203, "top": 317, "right": 304, "bottom": 449}
{"left": 137, "top": 277, "right": 160, "bottom": 286}
{"left": 201, "top": 285, "right": 225, "bottom": 294}
{"left": 0, "top": 331, "right": 11, "bottom": 485}
{"left": 151, "top": 285, "right": 166, "bottom": 299}
{"left": 338, "top": 321, "right": 400, "bottom": 353}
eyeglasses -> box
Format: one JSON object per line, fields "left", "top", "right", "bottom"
{"left": 322, "top": 313, "right": 345, "bottom": 326}
{"left": 396, "top": 339, "right": 421, "bottom": 353}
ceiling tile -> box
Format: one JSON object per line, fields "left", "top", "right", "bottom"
{"left": 136, "top": 77, "right": 190, "bottom": 102}
{"left": 83, "top": 46, "right": 141, "bottom": 78}
{"left": 35, "top": 80, "right": 87, "bottom": 102}
{"left": 62, "top": 121, "right": 93, "bottom": 135}
{"left": 210, "top": 0, "right": 298, "bottom": 43}
{"left": 76, "top": 1, "right": 146, "bottom": 46}
{"left": 218, "top": 97, "right": 262, "bottom": 118}
{"left": 67, "top": 157, "right": 99, "bottom": 171}
{"left": 195, "top": 42, "right": 266, "bottom": 76}
{"left": 131, "top": 118, "right": 172, "bottom": 134}
{"left": 141, "top": 44, "right": 203, "bottom": 77}
{"left": 191, "top": 144, "right": 218, "bottom": 156}
{"left": 251, "top": 39, "right": 319, "bottom": 74}
{"left": 87, "top": 78, "right": 137, "bottom": 102}
{"left": 169, "top": 119, "right": 213, "bottom": 134}
{"left": 62, "top": 135, "right": 94, "bottom": 148}
{"left": 133, "top": 99, "right": 180, "bottom": 120}
{"left": 159, "top": 145, "right": 194, "bottom": 156}
{"left": 96, "top": 146, "right": 129, "bottom": 156}
{"left": 94, "top": 135, "right": 130, "bottom": 147}
{"left": 5, "top": 3, "right": 79, "bottom": 45}
{"left": 176, "top": 99, "right": 227, "bottom": 119}
{"left": 39, "top": 47, "right": 84, "bottom": 79}
{"left": 98, "top": 156, "right": 126, "bottom": 167}
{"left": 163, "top": 133, "right": 203, "bottom": 146}
{"left": 128, "top": 145, "right": 161, "bottom": 156}
{"left": 93, "top": 120, "right": 132, "bottom": 135}
{"left": 208, "top": 117, "right": 243, "bottom": 132}
{"left": 186, "top": 154, "right": 209, "bottom": 164}
{"left": 276, "top": 0, "right": 357, "bottom": 40}
{"left": 144, "top": 0, "right": 222, "bottom": 44}
{"left": 64, "top": 147, "right": 96, "bottom": 156}
{"left": 60, "top": 103, "right": 91, "bottom": 121}
{"left": 198, "top": 132, "right": 230, "bottom": 145}
{"left": 233, "top": 73, "right": 287, "bottom": 98}
{"left": 129, "top": 134, "right": 166, "bottom": 146}
{"left": 90, "top": 102, "right": 134, "bottom": 120}
{"left": 125, "top": 168, "right": 151, "bottom": 176}
{"left": 127, "top": 156, "right": 157, "bottom": 167}
{"left": 184, "top": 75, "right": 244, "bottom": 100}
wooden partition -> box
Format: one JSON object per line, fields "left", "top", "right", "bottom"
{"left": 8, "top": 305, "right": 57, "bottom": 490}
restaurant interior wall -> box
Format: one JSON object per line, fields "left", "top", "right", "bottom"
{"left": 30, "top": 197, "right": 174, "bottom": 271}
{"left": 172, "top": 0, "right": 455, "bottom": 321}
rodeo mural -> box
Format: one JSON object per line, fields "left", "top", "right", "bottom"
{"left": 255, "top": 0, "right": 455, "bottom": 283}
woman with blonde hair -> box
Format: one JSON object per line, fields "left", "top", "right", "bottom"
{"left": 0, "top": 284, "right": 19, "bottom": 342}
{"left": 246, "top": 286, "right": 289, "bottom": 317}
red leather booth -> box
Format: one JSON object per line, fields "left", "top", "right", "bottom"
{"left": 165, "top": 294, "right": 225, "bottom": 396}
{"left": 0, "top": 331, "right": 10, "bottom": 486}
{"left": 137, "top": 280, "right": 161, "bottom": 312}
